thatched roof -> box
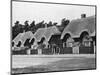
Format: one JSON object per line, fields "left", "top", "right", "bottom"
{"left": 61, "top": 15, "right": 96, "bottom": 39}
{"left": 34, "top": 26, "right": 61, "bottom": 42}
{"left": 12, "top": 31, "right": 34, "bottom": 45}
{"left": 12, "top": 26, "right": 61, "bottom": 46}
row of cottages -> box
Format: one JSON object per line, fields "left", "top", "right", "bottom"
{"left": 12, "top": 14, "right": 96, "bottom": 55}
{"left": 12, "top": 26, "right": 61, "bottom": 54}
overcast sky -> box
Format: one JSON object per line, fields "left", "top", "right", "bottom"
{"left": 12, "top": 1, "right": 95, "bottom": 25}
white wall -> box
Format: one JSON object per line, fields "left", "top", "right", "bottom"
{"left": 0, "top": 0, "right": 100, "bottom": 75}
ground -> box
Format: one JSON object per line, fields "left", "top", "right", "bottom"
{"left": 12, "top": 54, "right": 96, "bottom": 74}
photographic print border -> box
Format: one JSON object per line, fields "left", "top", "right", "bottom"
{"left": 10, "top": 0, "right": 97, "bottom": 75}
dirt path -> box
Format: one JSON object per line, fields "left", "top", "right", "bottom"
{"left": 12, "top": 54, "right": 95, "bottom": 68}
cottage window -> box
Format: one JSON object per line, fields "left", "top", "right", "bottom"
{"left": 66, "top": 38, "right": 74, "bottom": 47}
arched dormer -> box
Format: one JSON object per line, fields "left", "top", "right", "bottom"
{"left": 80, "top": 31, "right": 89, "bottom": 42}
{"left": 62, "top": 33, "right": 71, "bottom": 42}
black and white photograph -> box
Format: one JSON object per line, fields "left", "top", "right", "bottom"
{"left": 11, "top": 0, "right": 96, "bottom": 74}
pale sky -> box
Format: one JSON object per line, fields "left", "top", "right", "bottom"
{"left": 12, "top": 1, "right": 95, "bottom": 26}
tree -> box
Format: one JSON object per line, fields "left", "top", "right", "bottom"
{"left": 30, "top": 20, "right": 35, "bottom": 28}
{"left": 12, "top": 21, "right": 23, "bottom": 39}
{"left": 47, "top": 21, "right": 53, "bottom": 27}
{"left": 14, "top": 21, "right": 19, "bottom": 27}
{"left": 53, "top": 22, "right": 58, "bottom": 26}
{"left": 36, "top": 20, "right": 45, "bottom": 29}
{"left": 24, "top": 20, "right": 29, "bottom": 32}
{"left": 29, "top": 20, "right": 35, "bottom": 32}
{"left": 61, "top": 18, "right": 70, "bottom": 27}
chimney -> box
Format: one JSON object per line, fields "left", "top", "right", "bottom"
{"left": 81, "top": 14, "right": 86, "bottom": 18}
{"left": 45, "top": 23, "right": 47, "bottom": 28}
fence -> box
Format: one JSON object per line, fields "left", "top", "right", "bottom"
{"left": 12, "top": 46, "right": 94, "bottom": 55}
